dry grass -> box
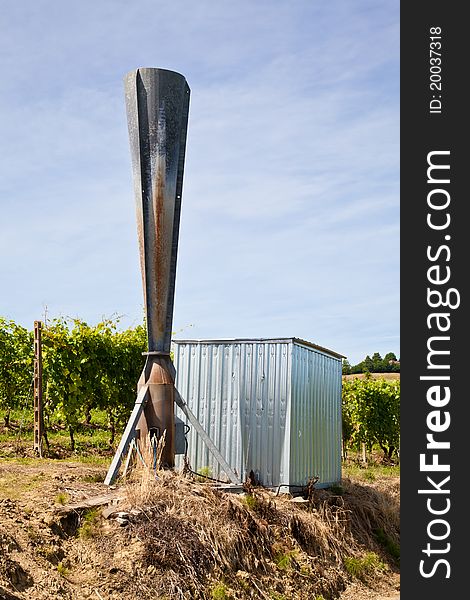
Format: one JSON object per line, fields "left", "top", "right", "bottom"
{"left": 116, "top": 444, "right": 399, "bottom": 599}
{"left": 342, "top": 373, "right": 400, "bottom": 381}
{"left": 340, "top": 478, "right": 400, "bottom": 551}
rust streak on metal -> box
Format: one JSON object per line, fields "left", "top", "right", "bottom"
{"left": 136, "top": 214, "right": 146, "bottom": 310}
{"left": 153, "top": 156, "right": 165, "bottom": 348}
{"left": 136, "top": 355, "right": 175, "bottom": 467}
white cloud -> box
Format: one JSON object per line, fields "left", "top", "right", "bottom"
{"left": 0, "top": 0, "right": 399, "bottom": 365}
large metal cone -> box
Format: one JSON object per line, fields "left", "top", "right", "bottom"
{"left": 124, "top": 68, "right": 190, "bottom": 353}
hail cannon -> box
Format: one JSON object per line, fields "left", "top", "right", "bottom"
{"left": 104, "top": 68, "right": 190, "bottom": 484}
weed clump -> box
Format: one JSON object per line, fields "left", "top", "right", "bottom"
{"left": 55, "top": 492, "right": 68, "bottom": 505}
{"left": 344, "top": 551, "right": 387, "bottom": 581}
{"left": 56, "top": 561, "right": 69, "bottom": 577}
{"left": 77, "top": 508, "right": 101, "bottom": 540}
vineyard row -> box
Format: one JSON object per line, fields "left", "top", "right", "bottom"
{"left": 0, "top": 317, "right": 399, "bottom": 456}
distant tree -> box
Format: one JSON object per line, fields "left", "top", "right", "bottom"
{"left": 347, "top": 352, "right": 400, "bottom": 374}
{"left": 372, "top": 352, "right": 383, "bottom": 372}
{"left": 384, "top": 352, "right": 400, "bottom": 372}
{"left": 362, "top": 355, "right": 374, "bottom": 372}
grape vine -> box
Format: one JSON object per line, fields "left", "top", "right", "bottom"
{"left": 342, "top": 377, "right": 400, "bottom": 459}
{"left": 1, "top": 316, "right": 400, "bottom": 458}
{"left": 1, "top": 316, "right": 146, "bottom": 448}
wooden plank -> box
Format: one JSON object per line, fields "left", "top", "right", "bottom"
{"left": 56, "top": 490, "right": 124, "bottom": 514}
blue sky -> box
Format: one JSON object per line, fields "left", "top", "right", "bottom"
{"left": 0, "top": 0, "right": 399, "bottom": 365}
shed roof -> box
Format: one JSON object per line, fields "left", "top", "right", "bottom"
{"left": 171, "top": 337, "right": 346, "bottom": 360}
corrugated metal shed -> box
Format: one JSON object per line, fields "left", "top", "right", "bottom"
{"left": 172, "top": 337, "right": 344, "bottom": 489}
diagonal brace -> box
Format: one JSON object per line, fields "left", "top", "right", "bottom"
{"left": 174, "top": 390, "right": 241, "bottom": 485}
{"left": 104, "top": 385, "right": 150, "bottom": 485}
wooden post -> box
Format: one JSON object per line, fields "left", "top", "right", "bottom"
{"left": 33, "top": 320, "right": 43, "bottom": 456}
{"left": 361, "top": 442, "right": 367, "bottom": 464}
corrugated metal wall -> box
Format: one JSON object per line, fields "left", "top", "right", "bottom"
{"left": 173, "top": 338, "right": 342, "bottom": 488}
{"left": 290, "top": 343, "right": 342, "bottom": 487}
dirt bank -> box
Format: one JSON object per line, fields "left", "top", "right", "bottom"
{"left": 0, "top": 459, "right": 399, "bottom": 599}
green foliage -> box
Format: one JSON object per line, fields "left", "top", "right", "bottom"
{"left": 0, "top": 315, "right": 147, "bottom": 449}
{"left": 274, "top": 550, "right": 296, "bottom": 571}
{"left": 78, "top": 508, "right": 101, "bottom": 539}
{"left": 346, "top": 351, "right": 400, "bottom": 374}
{"left": 55, "top": 492, "right": 69, "bottom": 505}
{"left": 342, "top": 378, "right": 400, "bottom": 459}
{"left": 362, "top": 470, "right": 376, "bottom": 482}
{"left": 195, "top": 466, "right": 213, "bottom": 482}
{"left": 374, "top": 528, "right": 400, "bottom": 562}
{"left": 56, "top": 561, "right": 69, "bottom": 577}
{"left": 1, "top": 315, "right": 400, "bottom": 464}
{"left": 0, "top": 318, "right": 33, "bottom": 424}
{"left": 243, "top": 493, "right": 258, "bottom": 510}
{"left": 42, "top": 316, "right": 146, "bottom": 448}
{"left": 211, "top": 582, "right": 229, "bottom": 600}
{"left": 344, "top": 552, "right": 387, "bottom": 580}
{"left": 342, "top": 461, "right": 400, "bottom": 480}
